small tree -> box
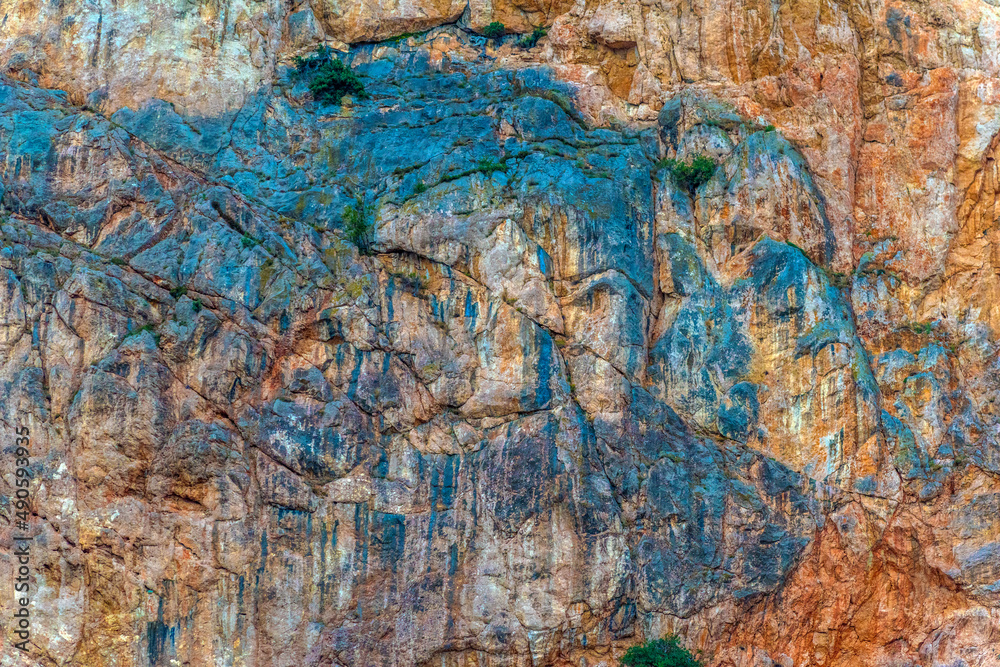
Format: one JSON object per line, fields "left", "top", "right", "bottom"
{"left": 658, "top": 155, "right": 717, "bottom": 193}
{"left": 295, "top": 46, "right": 369, "bottom": 105}
{"left": 518, "top": 25, "right": 547, "bottom": 48}
{"left": 343, "top": 196, "right": 373, "bottom": 255}
{"left": 483, "top": 21, "right": 506, "bottom": 40}
{"left": 310, "top": 59, "right": 368, "bottom": 104}
{"left": 620, "top": 636, "right": 703, "bottom": 667}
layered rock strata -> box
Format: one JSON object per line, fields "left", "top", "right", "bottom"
{"left": 2, "top": 1, "right": 1000, "bottom": 666}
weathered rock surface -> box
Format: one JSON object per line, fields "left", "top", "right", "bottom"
{"left": 2, "top": 1, "right": 1000, "bottom": 666}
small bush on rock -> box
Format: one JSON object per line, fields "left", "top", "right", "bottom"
{"left": 659, "top": 154, "right": 717, "bottom": 193}
{"left": 620, "top": 636, "right": 703, "bottom": 667}
{"left": 395, "top": 271, "right": 424, "bottom": 294}
{"left": 343, "top": 196, "right": 374, "bottom": 255}
{"left": 294, "top": 45, "right": 332, "bottom": 74}
{"left": 518, "top": 26, "right": 547, "bottom": 48}
{"left": 310, "top": 59, "right": 368, "bottom": 104}
{"left": 483, "top": 22, "right": 506, "bottom": 39}
{"left": 295, "top": 46, "right": 368, "bottom": 105}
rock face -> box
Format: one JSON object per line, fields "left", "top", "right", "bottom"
{"left": 3, "top": 1, "right": 1000, "bottom": 666}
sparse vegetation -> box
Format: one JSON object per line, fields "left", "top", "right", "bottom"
{"left": 785, "top": 239, "right": 806, "bottom": 253}
{"left": 414, "top": 181, "right": 428, "bottom": 194}
{"left": 483, "top": 22, "right": 506, "bottom": 40}
{"left": 509, "top": 84, "right": 588, "bottom": 128}
{"left": 343, "top": 196, "right": 374, "bottom": 255}
{"left": 170, "top": 285, "right": 188, "bottom": 299}
{"left": 657, "top": 154, "right": 717, "bottom": 193}
{"left": 395, "top": 271, "right": 424, "bottom": 294}
{"left": 475, "top": 157, "right": 507, "bottom": 175}
{"left": 829, "top": 271, "right": 851, "bottom": 289}
{"left": 192, "top": 298, "right": 203, "bottom": 313}
{"left": 295, "top": 46, "right": 368, "bottom": 105}
{"left": 259, "top": 257, "right": 277, "bottom": 290}
{"left": 386, "top": 31, "right": 424, "bottom": 46}
{"left": 539, "top": 89, "right": 575, "bottom": 118}
{"left": 907, "top": 321, "right": 934, "bottom": 335}
{"left": 293, "top": 46, "right": 331, "bottom": 74}
{"left": 441, "top": 157, "right": 509, "bottom": 183}
{"left": 620, "top": 636, "right": 703, "bottom": 667}
{"left": 518, "top": 25, "right": 547, "bottom": 48}
{"left": 241, "top": 234, "right": 258, "bottom": 249}
{"left": 133, "top": 323, "right": 161, "bottom": 346}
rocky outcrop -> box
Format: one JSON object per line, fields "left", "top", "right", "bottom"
{"left": 3, "top": 2, "right": 1000, "bottom": 666}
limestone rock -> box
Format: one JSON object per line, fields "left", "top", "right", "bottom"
{"left": 2, "top": 2, "right": 1000, "bottom": 667}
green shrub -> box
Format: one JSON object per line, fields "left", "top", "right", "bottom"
{"left": 192, "top": 298, "right": 203, "bottom": 313}
{"left": 518, "top": 25, "right": 547, "bottom": 48}
{"left": 620, "top": 636, "right": 703, "bottom": 667}
{"left": 395, "top": 271, "right": 424, "bottom": 294}
{"left": 344, "top": 196, "right": 374, "bottom": 255}
{"left": 133, "top": 323, "right": 161, "bottom": 347}
{"left": 476, "top": 157, "right": 507, "bottom": 175}
{"left": 414, "top": 181, "right": 428, "bottom": 194}
{"left": 907, "top": 321, "right": 934, "bottom": 335}
{"left": 293, "top": 45, "right": 331, "bottom": 74}
{"left": 311, "top": 59, "right": 368, "bottom": 104}
{"left": 295, "top": 46, "right": 368, "bottom": 105}
{"left": 659, "top": 155, "right": 717, "bottom": 193}
{"left": 540, "top": 89, "right": 575, "bottom": 118}
{"left": 483, "top": 22, "right": 505, "bottom": 39}
{"left": 764, "top": 124, "right": 776, "bottom": 132}
{"left": 241, "top": 234, "right": 258, "bottom": 248}
{"left": 170, "top": 285, "right": 188, "bottom": 299}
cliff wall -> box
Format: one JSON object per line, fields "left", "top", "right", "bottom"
{"left": 2, "top": 1, "right": 1000, "bottom": 665}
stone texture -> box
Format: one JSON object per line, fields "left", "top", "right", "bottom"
{"left": 2, "top": 1, "right": 1000, "bottom": 667}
